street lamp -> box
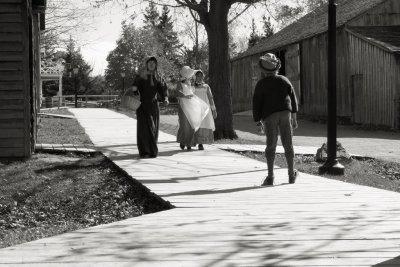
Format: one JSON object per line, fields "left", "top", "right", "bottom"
{"left": 121, "top": 72, "right": 126, "bottom": 95}
{"left": 319, "top": 0, "right": 344, "bottom": 175}
{"left": 73, "top": 67, "right": 79, "bottom": 108}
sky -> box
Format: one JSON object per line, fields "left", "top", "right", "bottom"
{"left": 63, "top": 1, "right": 280, "bottom": 76}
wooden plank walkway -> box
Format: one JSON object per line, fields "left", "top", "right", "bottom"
{"left": 35, "top": 143, "right": 96, "bottom": 153}
{"left": 38, "top": 113, "right": 75, "bottom": 119}
{"left": 1, "top": 108, "right": 400, "bottom": 266}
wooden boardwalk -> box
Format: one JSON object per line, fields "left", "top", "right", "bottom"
{"left": 1, "top": 108, "right": 400, "bottom": 266}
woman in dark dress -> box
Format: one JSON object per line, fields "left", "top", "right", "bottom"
{"left": 134, "top": 57, "right": 168, "bottom": 158}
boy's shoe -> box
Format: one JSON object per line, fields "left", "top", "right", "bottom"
{"left": 261, "top": 176, "right": 274, "bottom": 186}
{"left": 180, "top": 144, "right": 185, "bottom": 150}
{"left": 289, "top": 170, "right": 298, "bottom": 184}
{"left": 198, "top": 144, "right": 204, "bottom": 150}
{"left": 187, "top": 146, "right": 192, "bottom": 150}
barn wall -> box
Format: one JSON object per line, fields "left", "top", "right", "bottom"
{"left": 349, "top": 32, "right": 400, "bottom": 128}
{"left": 300, "top": 28, "right": 352, "bottom": 118}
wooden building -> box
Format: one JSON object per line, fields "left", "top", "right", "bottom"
{"left": 231, "top": 0, "right": 400, "bottom": 129}
{"left": 0, "top": 0, "right": 46, "bottom": 158}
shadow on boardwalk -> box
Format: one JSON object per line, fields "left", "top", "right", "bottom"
{"left": 38, "top": 207, "right": 400, "bottom": 266}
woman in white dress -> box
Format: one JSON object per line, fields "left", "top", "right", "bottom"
{"left": 194, "top": 70, "right": 217, "bottom": 150}
{"left": 176, "top": 66, "right": 209, "bottom": 150}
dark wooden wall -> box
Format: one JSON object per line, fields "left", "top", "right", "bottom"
{"left": 348, "top": 32, "right": 399, "bottom": 128}
{"left": 231, "top": 53, "right": 262, "bottom": 113}
{"left": 300, "top": 28, "right": 352, "bottom": 118}
{"left": 0, "top": 0, "right": 41, "bottom": 158}
{"left": 0, "top": 0, "right": 28, "bottom": 157}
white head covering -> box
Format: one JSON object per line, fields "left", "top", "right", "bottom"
{"left": 180, "top": 66, "right": 198, "bottom": 79}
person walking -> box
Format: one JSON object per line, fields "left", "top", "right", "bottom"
{"left": 176, "top": 66, "right": 209, "bottom": 150}
{"left": 253, "top": 53, "right": 299, "bottom": 185}
{"left": 133, "top": 56, "right": 169, "bottom": 158}
{"left": 193, "top": 70, "right": 217, "bottom": 150}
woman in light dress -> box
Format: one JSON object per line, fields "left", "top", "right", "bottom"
{"left": 176, "top": 66, "right": 209, "bottom": 150}
{"left": 193, "top": 70, "right": 216, "bottom": 150}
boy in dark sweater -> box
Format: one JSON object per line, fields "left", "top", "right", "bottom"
{"left": 253, "top": 53, "right": 299, "bottom": 185}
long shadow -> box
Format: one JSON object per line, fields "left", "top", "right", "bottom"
{"left": 160, "top": 186, "right": 263, "bottom": 197}
{"left": 373, "top": 256, "right": 400, "bottom": 266}
{"left": 137, "top": 168, "right": 267, "bottom": 184}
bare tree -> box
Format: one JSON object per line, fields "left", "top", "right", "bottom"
{"left": 42, "top": 0, "right": 100, "bottom": 54}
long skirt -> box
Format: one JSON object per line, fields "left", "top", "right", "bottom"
{"left": 177, "top": 104, "right": 196, "bottom": 147}
{"left": 136, "top": 101, "right": 159, "bottom": 157}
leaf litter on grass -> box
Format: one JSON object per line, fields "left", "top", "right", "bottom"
{"left": 0, "top": 152, "right": 173, "bottom": 248}
{"left": 230, "top": 150, "right": 400, "bottom": 193}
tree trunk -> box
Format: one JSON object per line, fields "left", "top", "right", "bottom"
{"left": 205, "top": 1, "right": 237, "bottom": 140}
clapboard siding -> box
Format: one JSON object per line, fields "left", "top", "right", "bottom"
{"left": 0, "top": 129, "right": 24, "bottom": 138}
{"left": 349, "top": 32, "right": 398, "bottom": 128}
{"left": 0, "top": 99, "right": 24, "bottom": 109}
{"left": 0, "top": 0, "right": 36, "bottom": 158}
{"left": 0, "top": 13, "right": 22, "bottom": 23}
{"left": 0, "top": 119, "right": 24, "bottom": 129}
{"left": 349, "top": 0, "right": 400, "bottom": 26}
{"left": 0, "top": 110, "right": 24, "bottom": 119}
{"left": 0, "top": 23, "right": 23, "bottom": 32}
{"left": 0, "top": 81, "right": 24, "bottom": 90}
{"left": 0, "top": 52, "right": 24, "bottom": 61}
{"left": 0, "top": 62, "right": 23, "bottom": 71}
{"left": 0, "top": 148, "right": 25, "bottom": 157}
{"left": 0, "top": 139, "right": 24, "bottom": 148}
{"left": 0, "top": 4, "right": 22, "bottom": 14}
{"left": 0, "top": 71, "right": 24, "bottom": 81}
{"left": 0, "top": 33, "right": 23, "bottom": 42}
{"left": 0, "top": 42, "right": 24, "bottom": 52}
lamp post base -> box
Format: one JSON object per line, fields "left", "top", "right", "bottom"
{"left": 319, "top": 159, "right": 345, "bottom": 175}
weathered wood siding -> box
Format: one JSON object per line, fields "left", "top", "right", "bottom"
{"left": 0, "top": 0, "right": 29, "bottom": 157}
{"left": 348, "top": 32, "right": 399, "bottom": 128}
{"left": 0, "top": 0, "right": 41, "bottom": 158}
{"left": 348, "top": 0, "right": 400, "bottom": 27}
{"left": 300, "top": 28, "right": 352, "bottom": 118}
{"left": 231, "top": 53, "right": 262, "bottom": 113}
{"left": 285, "top": 44, "right": 301, "bottom": 106}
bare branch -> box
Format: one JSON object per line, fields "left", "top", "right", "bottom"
{"left": 188, "top": 8, "right": 201, "bottom": 24}
{"left": 174, "top": 0, "right": 203, "bottom": 12}
{"left": 147, "top": 0, "right": 184, "bottom": 8}
{"left": 228, "top": 3, "right": 252, "bottom": 24}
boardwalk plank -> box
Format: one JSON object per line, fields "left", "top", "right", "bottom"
{"left": 1, "top": 108, "right": 400, "bottom": 266}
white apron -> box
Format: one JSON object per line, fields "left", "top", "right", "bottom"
{"left": 179, "top": 83, "right": 209, "bottom": 131}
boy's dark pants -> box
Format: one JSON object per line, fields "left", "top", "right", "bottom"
{"left": 263, "top": 110, "right": 295, "bottom": 178}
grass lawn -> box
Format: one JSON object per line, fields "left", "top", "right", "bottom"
{"left": 37, "top": 108, "right": 92, "bottom": 145}
{"left": 0, "top": 108, "right": 173, "bottom": 248}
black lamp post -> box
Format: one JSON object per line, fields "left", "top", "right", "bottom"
{"left": 319, "top": 0, "right": 345, "bottom": 175}
{"left": 73, "top": 67, "right": 79, "bottom": 108}
{"left": 121, "top": 72, "right": 126, "bottom": 96}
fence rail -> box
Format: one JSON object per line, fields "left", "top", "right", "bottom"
{"left": 42, "top": 95, "right": 120, "bottom": 108}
